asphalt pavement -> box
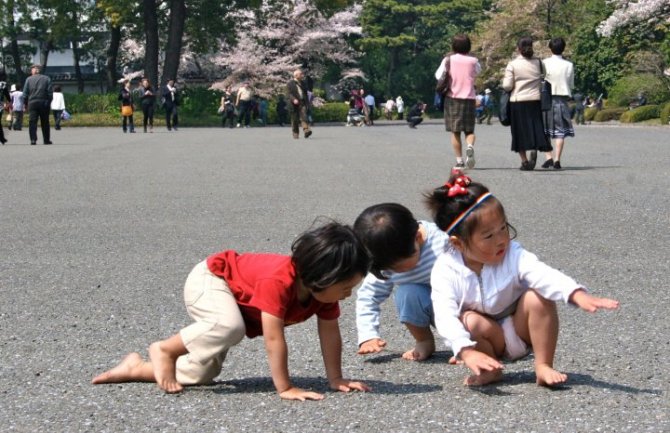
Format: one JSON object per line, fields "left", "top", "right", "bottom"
{"left": 1, "top": 120, "right": 668, "bottom": 432}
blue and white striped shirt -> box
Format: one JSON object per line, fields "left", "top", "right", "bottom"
{"left": 356, "top": 221, "right": 449, "bottom": 345}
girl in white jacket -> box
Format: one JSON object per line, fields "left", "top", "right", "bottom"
{"left": 425, "top": 170, "right": 619, "bottom": 387}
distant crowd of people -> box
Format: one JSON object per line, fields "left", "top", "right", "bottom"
{"left": 1, "top": 40, "right": 627, "bottom": 151}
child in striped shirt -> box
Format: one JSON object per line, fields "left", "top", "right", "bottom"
{"left": 354, "top": 203, "right": 449, "bottom": 361}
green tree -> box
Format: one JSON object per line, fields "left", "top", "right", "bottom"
{"left": 359, "top": 0, "right": 489, "bottom": 102}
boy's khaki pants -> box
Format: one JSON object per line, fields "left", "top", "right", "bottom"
{"left": 176, "top": 261, "right": 246, "bottom": 385}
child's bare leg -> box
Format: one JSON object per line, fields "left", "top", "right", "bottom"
{"left": 514, "top": 290, "right": 567, "bottom": 387}
{"left": 148, "top": 333, "right": 188, "bottom": 393}
{"left": 461, "top": 311, "right": 504, "bottom": 386}
{"left": 92, "top": 352, "right": 155, "bottom": 384}
{"left": 401, "top": 323, "right": 435, "bottom": 361}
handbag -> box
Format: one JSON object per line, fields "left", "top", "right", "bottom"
{"left": 499, "top": 91, "right": 511, "bottom": 126}
{"left": 538, "top": 59, "right": 552, "bottom": 112}
{"left": 121, "top": 105, "right": 133, "bottom": 116}
{"left": 435, "top": 55, "right": 452, "bottom": 97}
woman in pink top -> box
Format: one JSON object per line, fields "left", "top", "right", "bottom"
{"left": 435, "top": 34, "right": 481, "bottom": 170}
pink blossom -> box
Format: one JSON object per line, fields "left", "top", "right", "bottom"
{"left": 598, "top": 0, "right": 670, "bottom": 36}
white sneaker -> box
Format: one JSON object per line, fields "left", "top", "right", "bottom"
{"left": 465, "top": 145, "right": 476, "bottom": 169}
{"left": 236, "top": 123, "right": 241, "bottom": 128}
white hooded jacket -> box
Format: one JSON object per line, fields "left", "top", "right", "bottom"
{"left": 430, "top": 241, "right": 583, "bottom": 357}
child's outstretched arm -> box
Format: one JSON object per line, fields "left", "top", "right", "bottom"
{"left": 318, "top": 317, "right": 372, "bottom": 393}
{"left": 569, "top": 289, "right": 620, "bottom": 313}
{"left": 261, "top": 312, "right": 324, "bottom": 401}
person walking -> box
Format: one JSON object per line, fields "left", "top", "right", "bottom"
{"left": 435, "top": 34, "right": 481, "bottom": 170}
{"left": 22, "top": 64, "right": 53, "bottom": 145}
{"left": 219, "top": 88, "right": 236, "bottom": 128}
{"left": 276, "top": 95, "right": 288, "bottom": 126}
{"left": 541, "top": 37, "right": 575, "bottom": 170}
{"left": 572, "top": 92, "right": 585, "bottom": 126}
{"left": 10, "top": 84, "right": 25, "bottom": 132}
{"left": 51, "top": 85, "right": 66, "bottom": 131}
{"left": 0, "top": 72, "right": 9, "bottom": 144}
{"left": 119, "top": 79, "right": 136, "bottom": 133}
{"left": 395, "top": 96, "right": 404, "bottom": 120}
{"left": 162, "top": 78, "right": 179, "bottom": 131}
{"left": 286, "top": 69, "right": 312, "bottom": 139}
{"left": 364, "top": 92, "right": 376, "bottom": 125}
{"left": 235, "top": 82, "right": 254, "bottom": 128}
{"left": 139, "top": 78, "right": 156, "bottom": 133}
{"left": 502, "top": 36, "right": 552, "bottom": 171}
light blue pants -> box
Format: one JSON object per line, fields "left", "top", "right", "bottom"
{"left": 393, "top": 283, "right": 434, "bottom": 328}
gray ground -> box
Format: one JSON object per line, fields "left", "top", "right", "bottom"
{"left": 1, "top": 120, "right": 668, "bottom": 433}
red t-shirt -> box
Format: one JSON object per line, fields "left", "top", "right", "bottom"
{"left": 206, "top": 251, "right": 340, "bottom": 338}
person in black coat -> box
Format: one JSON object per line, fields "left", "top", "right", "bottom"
{"left": 162, "top": 78, "right": 179, "bottom": 131}
{"left": 0, "top": 70, "right": 10, "bottom": 144}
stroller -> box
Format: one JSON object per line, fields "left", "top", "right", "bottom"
{"left": 347, "top": 108, "right": 365, "bottom": 126}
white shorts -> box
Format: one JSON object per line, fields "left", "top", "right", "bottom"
{"left": 499, "top": 316, "right": 529, "bottom": 361}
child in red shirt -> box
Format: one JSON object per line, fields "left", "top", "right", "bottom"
{"left": 92, "top": 222, "right": 371, "bottom": 401}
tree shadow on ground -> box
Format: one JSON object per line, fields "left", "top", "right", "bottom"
{"left": 201, "top": 376, "right": 441, "bottom": 396}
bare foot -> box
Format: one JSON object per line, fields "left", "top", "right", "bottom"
{"left": 463, "top": 369, "right": 503, "bottom": 386}
{"left": 92, "top": 352, "right": 149, "bottom": 384}
{"left": 401, "top": 339, "right": 435, "bottom": 361}
{"left": 148, "top": 342, "right": 183, "bottom": 393}
{"left": 535, "top": 364, "right": 568, "bottom": 387}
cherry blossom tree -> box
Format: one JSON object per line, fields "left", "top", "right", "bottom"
{"left": 203, "top": 0, "right": 362, "bottom": 96}
{"left": 597, "top": 0, "right": 670, "bottom": 37}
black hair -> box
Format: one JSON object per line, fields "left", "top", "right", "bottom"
{"left": 291, "top": 221, "right": 370, "bottom": 292}
{"left": 424, "top": 173, "right": 515, "bottom": 244}
{"left": 54, "top": 85, "right": 62, "bottom": 92}
{"left": 517, "top": 36, "right": 534, "bottom": 59}
{"left": 354, "top": 203, "right": 419, "bottom": 279}
{"left": 452, "top": 34, "right": 472, "bottom": 54}
{"left": 548, "top": 37, "right": 566, "bottom": 55}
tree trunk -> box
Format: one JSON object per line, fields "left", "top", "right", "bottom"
{"left": 385, "top": 47, "right": 399, "bottom": 98}
{"left": 106, "top": 24, "right": 121, "bottom": 91}
{"left": 143, "top": 0, "right": 159, "bottom": 88}
{"left": 161, "top": 0, "right": 186, "bottom": 86}
{"left": 39, "top": 40, "right": 54, "bottom": 71}
{"left": 73, "top": 41, "right": 84, "bottom": 93}
{"left": 6, "top": 0, "right": 25, "bottom": 83}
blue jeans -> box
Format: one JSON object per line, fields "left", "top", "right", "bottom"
{"left": 393, "top": 283, "right": 434, "bottom": 328}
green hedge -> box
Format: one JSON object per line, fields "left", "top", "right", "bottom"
{"left": 619, "top": 105, "right": 660, "bottom": 123}
{"left": 312, "top": 102, "right": 349, "bottom": 123}
{"left": 584, "top": 107, "right": 598, "bottom": 121}
{"left": 660, "top": 102, "right": 670, "bottom": 125}
{"left": 65, "top": 93, "right": 120, "bottom": 115}
{"left": 608, "top": 74, "right": 670, "bottom": 107}
{"left": 593, "top": 107, "right": 627, "bottom": 122}
{"left": 37, "top": 101, "right": 352, "bottom": 127}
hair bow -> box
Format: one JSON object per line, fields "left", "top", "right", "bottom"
{"left": 444, "top": 174, "right": 472, "bottom": 197}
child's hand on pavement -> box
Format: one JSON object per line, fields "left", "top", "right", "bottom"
{"left": 460, "top": 347, "right": 504, "bottom": 376}
{"left": 329, "top": 378, "right": 372, "bottom": 393}
{"left": 569, "top": 289, "right": 620, "bottom": 313}
{"left": 357, "top": 338, "right": 386, "bottom": 355}
{"left": 279, "top": 387, "right": 325, "bottom": 401}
